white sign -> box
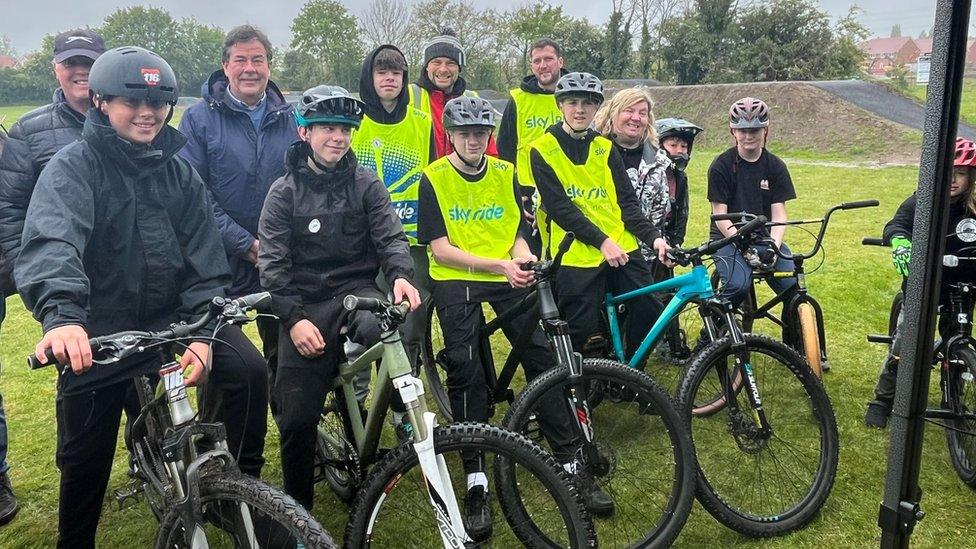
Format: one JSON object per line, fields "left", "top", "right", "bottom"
{"left": 917, "top": 54, "right": 931, "bottom": 85}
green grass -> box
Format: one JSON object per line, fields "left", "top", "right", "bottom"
{"left": 0, "top": 104, "right": 187, "bottom": 129}
{"left": 1, "top": 103, "right": 975, "bottom": 546}
{"left": 898, "top": 77, "right": 976, "bottom": 127}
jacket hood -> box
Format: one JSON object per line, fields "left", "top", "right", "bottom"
{"left": 83, "top": 108, "right": 187, "bottom": 174}
{"left": 285, "top": 140, "right": 358, "bottom": 187}
{"left": 359, "top": 44, "right": 410, "bottom": 123}
{"left": 202, "top": 70, "right": 291, "bottom": 114}
{"left": 416, "top": 69, "right": 468, "bottom": 97}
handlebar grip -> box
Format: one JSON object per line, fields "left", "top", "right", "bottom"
{"left": 556, "top": 232, "right": 575, "bottom": 254}
{"left": 862, "top": 237, "right": 886, "bottom": 247}
{"left": 737, "top": 216, "right": 768, "bottom": 237}
{"left": 343, "top": 295, "right": 385, "bottom": 312}
{"left": 711, "top": 211, "right": 755, "bottom": 222}
{"left": 27, "top": 348, "right": 57, "bottom": 370}
{"left": 395, "top": 301, "right": 412, "bottom": 316}
{"left": 840, "top": 199, "right": 879, "bottom": 210}
{"left": 233, "top": 291, "right": 272, "bottom": 312}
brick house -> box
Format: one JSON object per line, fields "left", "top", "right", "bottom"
{"left": 859, "top": 37, "right": 922, "bottom": 75}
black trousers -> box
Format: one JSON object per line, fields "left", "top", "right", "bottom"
{"left": 274, "top": 287, "right": 384, "bottom": 510}
{"left": 256, "top": 315, "right": 281, "bottom": 413}
{"left": 436, "top": 293, "right": 577, "bottom": 469}
{"left": 55, "top": 324, "right": 268, "bottom": 549}
{"left": 555, "top": 254, "right": 662, "bottom": 361}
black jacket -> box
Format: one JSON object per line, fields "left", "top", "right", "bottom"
{"left": 257, "top": 142, "right": 413, "bottom": 328}
{"left": 531, "top": 125, "right": 661, "bottom": 251}
{"left": 0, "top": 89, "right": 87, "bottom": 294}
{"left": 15, "top": 110, "right": 231, "bottom": 338}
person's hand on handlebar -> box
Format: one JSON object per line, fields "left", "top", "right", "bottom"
{"left": 290, "top": 319, "right": 326, "bottom": 358}
{"left": 500, "top": 255, "right": 537, "bottom": 288}
{"left": 653, "top": 237, "right": 673, "bottom": 267}
{"left": 601, "top": 238, "right": 630, "bottom": 267}
{"left": 35, "top": 324, "right": 92, "bottom": 374}
{"left": 392, "top": 278, "right": 422, "bottom": 311}
{"left": 180, "top": 341, "right": 211, "bottom": 387}
{"left": 891, "top": 236, "right": 912, "bottom": 277}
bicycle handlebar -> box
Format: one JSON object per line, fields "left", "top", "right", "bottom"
{"left": 669, "top": 215, "right": 767, "bottom": 266}
{"left": 862, "top": 237, "right": 886, "bottom": 247}
{"left": 27, "top": 292, "right": 271, "bottom": 370}
{"left": 519, "top": 232, "right": 576, "bottom": 280}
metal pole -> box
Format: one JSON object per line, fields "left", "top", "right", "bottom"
{"left": 879, "top": 1, "right": 970, "bottom": 547}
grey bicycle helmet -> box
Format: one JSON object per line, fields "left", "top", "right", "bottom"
{"left": 295, "top": 85, "right": 366, "bottom": 128}
{"left": 554, "top": 72, "right": 604, "bottom": 104}
{"left": 88, "top": 46, "right": 178, "bottom": 105}
{"left": 655, "top": 118, "right": 704, "bottom": 153}
{"left": 729, "top": 97, "right": 770, "bottom": 129}
{"left": 442, "top": 96, "right": 496, "bottom": 129}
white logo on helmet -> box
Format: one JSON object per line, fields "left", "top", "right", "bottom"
{"left": 308, "top": 219, "right": 321, "bottom": 233}
{"left": 141, "top": 68, "right": 161, "bottom": 86}
{"left": 957, "top": 218, "right": 976, "bottom": 242}
{"left": 66, "top": 36, "right": 94, "bottom": 44}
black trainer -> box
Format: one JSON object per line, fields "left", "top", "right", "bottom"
{"left": 865, "top": 400, "right": 892, "bottom": 429}
{"left": 463, "top": 485, "right": 492, "bottom": 540}
{"left": 574, "top": 470, "right": 614, "bottom": 517}
{"left": 0, "top": 472, "right": 19, "bottom": 526}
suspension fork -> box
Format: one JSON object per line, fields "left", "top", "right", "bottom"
{"left": 709, "top": 300, "right": 773, "bottom": 436}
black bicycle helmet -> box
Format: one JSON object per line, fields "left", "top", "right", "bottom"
{"left": 554, "top": 72, "right": 604, "bottom": 104}
{"left": 88, "top": 46, "right": 178, "bottom": 105}
{"left": 295, "top": 85, "right": 366, "bottom": 128}
{"left": 655, "top": 118, "right": 704, "bottom": 154}
{"left": 442, "top": 96, "right": 496, "bottom": 130}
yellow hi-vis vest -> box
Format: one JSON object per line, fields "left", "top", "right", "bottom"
{"left": 424, "top": 156, "right": 521, "bottom": 282}
{"left": 351, "top": 107, "right": 433, "bottom": 245}
{"left": 532, "top": 133, "right": 639, "bottom": 268}
{"left": 408, "top": 83, "right": 479, "bottom": 116}
{"left": 510, "top": 88, "right": 561, "bottom": 187}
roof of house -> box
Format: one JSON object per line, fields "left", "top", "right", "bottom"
{"left": 860, "top": 37, "right": 916, "bottom": 56}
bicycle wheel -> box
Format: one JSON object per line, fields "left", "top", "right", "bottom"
{"left": 676, "top": 334, "right": 839, "bottom": 537}
{"left": 344, "top": 422, "right": 595, "bottom": 548}
{"left": 946, "top": 346, "right": 976, "bottom": 488}
{"left": 315, "top": 391, "right": 358, "bottom": 503}
{"left": 420, "top": 306, "right": 453, "bottom": 421}
{"left": 796, "top": 302, "right": 823, "bottom": 378}
{"left": 503, "top": 359, "right": 695, "bottom": 548}
{"left": 155, "top": 472, "right": 336, "bottom": 548}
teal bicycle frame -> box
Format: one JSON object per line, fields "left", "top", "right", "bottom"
{"left": 606, "top": 264, "right": 715, "bottom": 369}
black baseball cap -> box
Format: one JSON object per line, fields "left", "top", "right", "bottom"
{"left": 53, "top": 29, "right": 106, "bottom": 63}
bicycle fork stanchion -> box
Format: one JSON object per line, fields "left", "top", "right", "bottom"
{"left": 880, "top": 1, "right": 970, "bottom": 546}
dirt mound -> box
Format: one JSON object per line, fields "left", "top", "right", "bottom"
{"left": 642, "top": 82, "right": 921, "bottom": 164}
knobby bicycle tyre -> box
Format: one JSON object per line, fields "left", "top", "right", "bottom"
{"left": 796, "top": 303, "right": 823, "bottom": 378}
{"left": 315, "top": 391, "right": 358, "bottom": 503}
{"left": 421, "top": 306, "right": 454, "bottom": 421}
{"left": 946, "top": 346, "right": 976, "bottom": 488}
{"left": 343, "top": 422, "right": 595, "bottom": 548}
{"left": 502, "top": 359, "right": 695, "bottom": 548}
{"left": 155, "top": 472, "right": 336, "bottom": 548}
{"left": 677, "top": 334, "right": 839, "bottom": 537}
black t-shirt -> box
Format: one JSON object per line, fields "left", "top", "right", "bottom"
{"left": 706, "top": 147, "right": 796, "bottom": 239}
{"left": 615, "top": 142, "right": 644, "bottom": 172}
{"left": 418, "top": 159, "right": 529, "bottom": 305}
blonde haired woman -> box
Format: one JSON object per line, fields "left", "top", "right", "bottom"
{"left": 594, "top": 87, "right": 672, "bottom": 266}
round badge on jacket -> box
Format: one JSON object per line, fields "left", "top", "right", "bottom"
{"left": 957, "top": 218, "right": 976, "bottom": 242}
{"left": 309, "top": 219, "right": 321, "bottom": 233}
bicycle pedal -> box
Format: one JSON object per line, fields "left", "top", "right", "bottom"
{"left": 113, "top": 484, "right": 143, "bottom": 510}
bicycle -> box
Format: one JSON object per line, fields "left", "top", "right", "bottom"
{"left": 305, "top": 294, "right": 594, "bottom": 547}
{"left": 29, "top": 292, "right": 336, "bottom": 548}
{"left": 718, "top": 200, "right": 879, "bottom": 377}
{"left": 604, "top": 215, "right": 839, "bottom": 537}
{"left": 864, "top": 237, "right": 976, "bottom": 488}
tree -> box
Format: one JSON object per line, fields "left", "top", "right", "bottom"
{"left": 289, "top": 0, "right": 364, "bottom": 90}
{"left": 506, "top": 2, "right": 570, "bottom": 77}
{"left": 360, "top": 0, "right": 418, "bottom": 64}
{"left": 602, "top": 10, "right": 633, "bottom": 79}
{"left": 0, "top": 35, "right": 16, "bottom": 59}
{"left": 890, "top": 24, "right": 902, "bottom": 38}
{"left": 637, "top": 20, "right": 653, "bottom": 78}
{"left": 557, "top": 18, "right": 606, "bottom": 76}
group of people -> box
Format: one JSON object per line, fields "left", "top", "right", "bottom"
{"left": 0, "top": 22, "right": 814, "bottom": 548}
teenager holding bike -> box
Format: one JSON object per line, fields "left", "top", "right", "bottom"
{"left": 15, "top": 47, "right": 269, "bottom": 549}
{"left": 866, "top": 137, "right": 976, "bottom": 428}
{"left": 417, "top": 95, "right": 588, "bottom": 532}
{"left": 531, "top": 72, "right": 669, "bottom": 366}
{"left": 257, "top": 85, "right": 421, "bottom": 511}
{"left": 708, "top": 97, "right": 797, "bottom": 309}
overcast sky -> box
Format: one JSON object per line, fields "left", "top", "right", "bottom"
{"left": 0, "top": 1, "right": 963, "bottom": 55}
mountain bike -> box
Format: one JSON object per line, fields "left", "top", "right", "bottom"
{"left": 719, "top": 200, "right": 878, "bottom": 377}
{"left": 29, "top": 292, "right": 336, "bottom": 548}
{"left": 605, "top": 215, "right": 839, "bottom": 537}
{"left": 304, "top": 294, "right": 594, "bottom": 548}
{"left": 864, "top": 237, "right": 976, "bottom": 488}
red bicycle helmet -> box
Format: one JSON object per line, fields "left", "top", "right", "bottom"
{"left": 954, "top": 137, "right": 976, "bottom": 167}
{"left": 729, "top": 97, "right": 770, "bottom": 129}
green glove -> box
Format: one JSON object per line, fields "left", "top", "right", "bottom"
{"left": 891, "top": 236, "right": 912, "bottom": 277}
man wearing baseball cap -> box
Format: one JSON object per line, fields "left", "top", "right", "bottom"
{"left": 0, "top": 28, "right": 106, "bottom": 526}
{"left": 408, "top": 28, "right": 498, "bottom": 158}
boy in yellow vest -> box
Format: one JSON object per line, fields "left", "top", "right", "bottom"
{"left": 532, "top": 72, "right": 669, "bottom": 365}
{"left": 418, "top": 96, "right": 584, "bottom": 537}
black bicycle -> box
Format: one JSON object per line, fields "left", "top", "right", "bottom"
{"left": 864, "top": 237, "right": 976, "bottom": 488}
{"left": 29, "top": 293, "right": 336, "bottom": 548}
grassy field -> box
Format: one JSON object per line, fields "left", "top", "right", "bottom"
{"left": 0, "top": 104, "right": 975, "bottom": 547}
{"left": 900, "top": 77, "right": 976, "bottom": 127}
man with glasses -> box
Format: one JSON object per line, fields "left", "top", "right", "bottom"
{"left": 0, "top": 28, "right": 107, "bottom": 526}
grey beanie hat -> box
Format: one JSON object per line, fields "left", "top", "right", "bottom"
{"left": 423, "top": 28, "right": 465, "bottom": 68}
